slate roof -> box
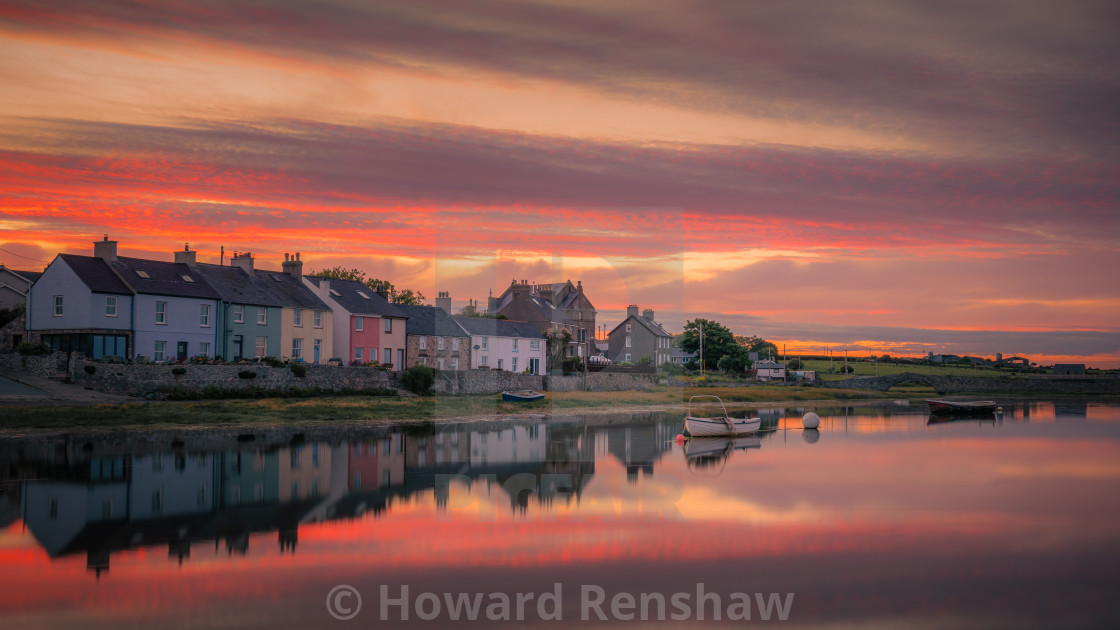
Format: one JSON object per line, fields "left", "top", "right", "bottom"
{"left": 453, "top": 316, "right": 544, "bottom": 339}
{"left": 192, "top": 263, "right": 284, "bottom": 307}
{"left": 252, "top": 270, "right": 332, "bottom": 311}
{"left": 111, "top": 256, "right": 221, "bottom": 300}
{"left": 2, "top": 267, "right": 43, "bottom": 284}
{"left": 608, "top": 315, "right": 671, "bottom": 338}
{"left": 57, "top": 254, "right": 133, "bottom": 295}
{"left": 304, "top": 276, "right": 407, "bottom": 318}
{"left": 395, "top": 305, "right": 469, "bottom": 337}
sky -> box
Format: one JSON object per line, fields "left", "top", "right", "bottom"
{"left": 1, "top": 0, "right": 1117, "bottom": 366}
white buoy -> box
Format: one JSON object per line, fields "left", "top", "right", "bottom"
{"left": 802, "top": 428, "right": 820, "bottom": 444}
{"left": 802, "top": 412, "right": 820, "bottom": 429}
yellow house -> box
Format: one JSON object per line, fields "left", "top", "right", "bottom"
{"left": 254, "top": 254, "right": 334, "bottom": 364}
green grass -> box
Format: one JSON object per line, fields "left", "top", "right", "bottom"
{"left": 0, "top": 385, "right": 892, "bottom": 432}
{"left": 802, "top": 359, "right": 1018, "bottom": 380}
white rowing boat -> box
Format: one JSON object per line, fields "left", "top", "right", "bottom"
{"left": 683, "top": 395, "right": 761, "bottom": 437}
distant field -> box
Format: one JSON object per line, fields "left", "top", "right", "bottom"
{"left": 801, "top": 359, "right": 1016, "bottom": 381}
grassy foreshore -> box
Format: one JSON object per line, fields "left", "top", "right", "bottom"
{"left": 0, "top": 385, "right": 897, "bottom": 432}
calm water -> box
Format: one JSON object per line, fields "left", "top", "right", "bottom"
{"left": 2, "top": 399, "right": 1120, "bottom": 629}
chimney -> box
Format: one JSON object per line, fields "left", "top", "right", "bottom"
{"left": 93, "top": 235, "right": 118, "bottom": 263}
{"left": 230, "top": 251, "right": 254, "bottom": 274}
{"left": 282, "top": 252, "right": 303, "bottom": 279}
{"left": 537, "top": 283, "right": 554, "bottom": 303}
{"left": 642, "top": 308, "right": 654, "bottom": 321}
{"left": 487, "top": 290, "right": 499, "bottom": 314}
{"left": 374, "top": 283, "right": 389, "bottom": 300}
{"left": 626, "top": 305, "right": 639, "bottom": 318}
{"left": 174, "top": 243, "right": 196, "bottom": 265}
{"left": 511, "top": 280, "right": 530, "bottom": 300}
{"left": 436, "top": 290, "right": 452, "bottom": 314}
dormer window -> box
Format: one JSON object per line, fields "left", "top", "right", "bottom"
{"left": 329, "top": 289, "right": 341, "bottom": 297}
{"left": 357, "top": 290, "right": 371, "bottom": 299}
{"left": 179, "top": 274, "right": 195, "bottom": 283}
{"left": 135, "top": 270, "right": 151, "bottom": 279}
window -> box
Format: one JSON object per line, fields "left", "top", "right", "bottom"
{"left": 451, "top": 357, "right": 458, "bottom": 370}
{"left": 626, "top": 324, "right": 631, "bottom": 333}
{"left": 530, "top": 340, "right": 540, "bottom": 351}
{"left": 419, "top": 336, "right": 427, "bottom": 350}
{"left": 357, "top": 290, "right": 371, "bottom": 299}
{"left": 384, "top": 348, "right": 392, "bottom": 364}
{"left": 452, "top": 338, "right": 459, "bottom": 351}
{"left": 355, "top": 316, "right": 363, "bottom": 331}
{"left": 625, "top": 353, "right": 631, "bottom": 361}
{"left": 512, "top": 339, "right": 519, "bottom": 353}
{"left": 294, "top": 309, "right": 303, "bottom": 327}
{"left": 155, "top": 301, "right": 167, "bottom": 324}
{"left": 200, "top": 304, "right": 210, "bottom": 327}
{"left": 437, "top": 337, "right": 444, "bottom": 351}
{"left": 180, "top": 274, "right": 195, "bottom": 283}
{"left": 355, "top": 347, "right": 363, "bottom": 362}
{"left": 329, "top": 288, "right": 341, "bottom": 297}
{"left": 200, "top": 342, "right": 210, "bottom": 357}
{"left": 314, "top": 310, "right": 322, "bottom": 328}
{"left": 481, "top": 355, "right": 488, "bottom": 366}
{"left": 154, "top": 340, "right": 166, "bottom": 362}
{"left": 292, "top": 338, "right": 302, "bottom": 359}
{"left": 233, "top": 304, "right": 244, "bottom": 323}
{"left": 257, "top": 308, "right": 267, "bottom": 325}
{"left": 498, "top": 359, "right": 503, "bottom": 370}
{"left": 384, "top": 318, "right": 393, "bottom": 333}
{"left": 481, "top": 337, "right": 489, "bottom": 350}
{"left": 105, "top": 296, "right": 117, "bottom": 317}
{"left": 437, "top": 358, "right": 444, "bottom": 370}
{"left": 135, "top": 269, "right": 151, "bottom": 279}
{"left": 53, "top": 295, "right": 63, "bottom": 316}
{"left": 512, "top": 357, "right": 518, "bottom": 372}
{"left": 255, "top": 336, "right": 267, "bottom": 358}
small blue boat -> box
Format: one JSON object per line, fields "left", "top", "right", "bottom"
{"left": 501, "top": 390, "right": 545, "bottom": 402}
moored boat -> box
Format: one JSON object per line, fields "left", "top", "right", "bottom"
{"left": 501, "top": 390, "right": 546, "bottom": 402}
{"left": 684, "top": 395, "right": 761, "bottom": 437}
{"left": 926, "top": 399, "right": 998, "bottom": 414}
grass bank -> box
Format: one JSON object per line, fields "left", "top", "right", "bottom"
{"left": 0, "top": 385, "right": 888, "bottom": 432}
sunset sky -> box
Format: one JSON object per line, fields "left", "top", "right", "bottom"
{"left": 1, "top": 0, "right": 1117, "bottom": 366}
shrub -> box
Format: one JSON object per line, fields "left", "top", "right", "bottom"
{"left": 562, "top": 357, "right": 583, "bottom": 373}
{"left": 84, "top": 364, "right": 96, "bottom": 374}
{"left": 189, "top": 354, "right": 209, "bottom": 364}
{"left": 290, "top": 363, "right": 306, "bottom": 377}
{"left": 172, "top": 367, "right": 187, "bottom": 375}
{"left": 238, "top": 370, "right": 257, "bottom": 379}
{"left": 401, "top": 365, "right": 436, "bottom": 395}
{"left": 17, "top": 341, "right": 50, "bottom": 356}
{"left": 261, "top": 356, "right": 284, "bottom": 368}
{"left": 637, "top": 355, "right": 653, "bottom": 366}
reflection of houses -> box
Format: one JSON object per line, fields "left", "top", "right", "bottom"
{"left": 280, "top": 443, "right": 332, "bottom": 502}
{"left": 349, "top": 435, "right": 405, "bottom": 491}
{"left": 21, "top": 446, "right": 331, "bottom": 575}
{"left": 606, "top": 424, "right": 676, "bottom": 483}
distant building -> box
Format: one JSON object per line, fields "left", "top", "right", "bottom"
{"left": 755, "top": 361, "right": 786, "bottom": 381}
{"left": 0, "top": 264, "right": 41, "bottom": 310}
{"left": 671, "top": 349, "right": 697, "bottom": 366}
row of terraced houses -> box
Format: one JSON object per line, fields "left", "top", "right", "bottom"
{"left": 11, "top": 237, "right": 622, "bottom": 373}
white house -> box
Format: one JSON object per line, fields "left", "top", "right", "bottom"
{"left": 453, "top": 317, "right": 547, "bottom": 374}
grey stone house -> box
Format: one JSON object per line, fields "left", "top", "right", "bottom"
{"left": 395, "top": 304, "right": 472, "bottom": 371}
{"left": 607, "top": 306, "right": 673, "bottom": 365}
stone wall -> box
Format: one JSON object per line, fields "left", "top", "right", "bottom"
{"left": 818, "top": 371, "right": 1120, "bottom": 395}
{"left": 434, "top": 369, "right": 658, "bottom": 395}
{"left": 68, "top": 358, "right": 398, "bottom": 399}
{"left": 0, "top": 351, "right": 68, "bottom": 378}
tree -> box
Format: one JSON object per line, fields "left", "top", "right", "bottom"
{"left": 545, "top": 329, "right": 571, "bottom": 373}
{"left": 786, "top": 358, "right": 804, "bottom": 371}
{"left": 678, "top": 319, "right": 739, "bottom": 372}
{"left": 735, "top": 335, "right": 778, "bottom": 357}
{"left": 310, "top": 267, "right": 427, "bottom": 305}
{"left": 716, "top": 345, "right": 752, "bottom": 374}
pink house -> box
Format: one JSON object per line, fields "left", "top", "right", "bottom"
{"left": 303, "top": 276, "right": 409, "bottom": 367}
